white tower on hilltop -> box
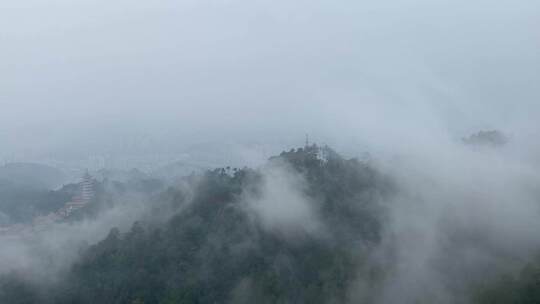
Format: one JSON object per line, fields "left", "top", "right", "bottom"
{"left": 80, "top": 171, "right": 95, "bottom": 203}
{"left": 61, "top": 170, "right": 96, "bottom": 217}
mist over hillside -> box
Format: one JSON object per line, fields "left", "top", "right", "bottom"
{"left": 0, "top": 140, "right": 539, "bottom": 303}
{"left": 1, "top": 0, "right": 540, "bottom": 303}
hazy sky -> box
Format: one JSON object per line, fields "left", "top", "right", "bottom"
{"left": 1, "top": 0, "right": 539, "bottom": 160}
{"left": 1, "top": 3, "right": 540, "bottom": 301}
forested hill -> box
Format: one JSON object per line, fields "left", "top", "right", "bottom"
{"left": 0, "top": 145, "right": 393, "bottom": 304}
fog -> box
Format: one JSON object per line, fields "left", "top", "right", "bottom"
{"left": 1, "top": 0, "right": 540, "bottom": 303}
{"left": 2, "top": 0, "right": 539, "bottom": 161}
{"left": 242, "top": 161, "right": 322, "bottom": 236}
{"left": 370, "top": 141, "right": 540, "bottom": 303}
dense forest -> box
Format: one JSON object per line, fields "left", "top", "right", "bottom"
{"left": 0, "top": 145, "right": 539, "bottom": 303}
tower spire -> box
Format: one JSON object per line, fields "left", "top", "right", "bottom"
{"left": 305, "top": 134, "right": 309, "bottom": 147}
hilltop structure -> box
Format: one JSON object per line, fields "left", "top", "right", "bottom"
{"left": 59, "top": 171, "right": 95, "bottom": 216}
{"left": 80, "top": 171, "right": 95, "bottom": 203}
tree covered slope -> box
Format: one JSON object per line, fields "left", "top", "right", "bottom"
{"left": 0, "top": 145, "right": 392, "bottom": 304}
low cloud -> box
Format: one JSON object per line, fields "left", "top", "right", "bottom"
{"left": 242, "top": 161, "right": 323, "bottom": 237}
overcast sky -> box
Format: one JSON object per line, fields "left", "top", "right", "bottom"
{"left": 1, "top": 0, "right": 539, "bottom": 161}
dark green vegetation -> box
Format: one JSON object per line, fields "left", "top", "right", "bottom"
{"left": 0, "top": 146, "right": 391, "bottom": 303}
{"left": 1, "top": 146, "right": 539, "bottom": 304}
{"left": 476, "top": 260, "right": 540, "bottom": 304}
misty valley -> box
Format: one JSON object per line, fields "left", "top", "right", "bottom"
{"left": 0, "top": 140, "right": 539, "bottom": 304}
{"left": 2, "top": 0, "right": 539, "bottom": 302}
